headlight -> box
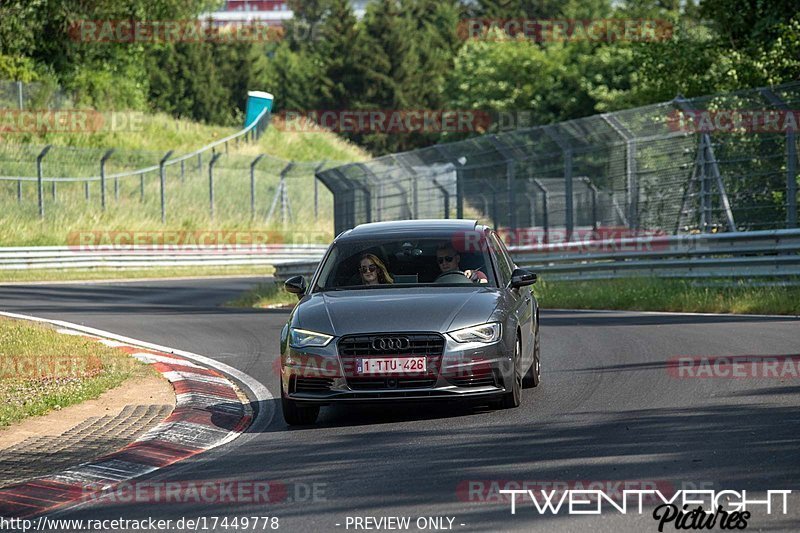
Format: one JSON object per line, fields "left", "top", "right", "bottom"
{"left": 448, "top": 322, "right": 501, "bottom": 344}
{"left": 289, "top": 328, "right": 333, "bottom": 348}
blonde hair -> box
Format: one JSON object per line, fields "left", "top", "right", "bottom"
{"left": 359, "top": 253, "right": 393, "bottom": 284}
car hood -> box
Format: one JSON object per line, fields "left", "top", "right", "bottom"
{"left": 294, "top": 287, "right": 501, "bottom": 335}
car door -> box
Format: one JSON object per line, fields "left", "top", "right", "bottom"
{"left": 488, "top": 231, "right": 534, "bottom": 369}
{"left": 489, "top": 231, "right": 535, "bottom": 369}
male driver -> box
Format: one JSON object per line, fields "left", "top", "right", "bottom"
{"left": 435, "top": 244, "right": 488, "bottom": 283}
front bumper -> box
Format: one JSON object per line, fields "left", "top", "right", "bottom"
{"left": 281, "top": 333, "right": 514, "bottom": 404}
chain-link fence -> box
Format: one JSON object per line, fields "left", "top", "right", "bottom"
{"left": 0, "top": 136, "right": 336, "bottom": 233}
{"left": 0, "top": 81, "right": 73, "bottom": 110}
{"left": 0, "top": 80, "right": 343, "bottom": 234}
{"left": 318, "top": 82, "right": 800, "bottom": 240}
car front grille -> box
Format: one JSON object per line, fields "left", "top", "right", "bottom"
{"left": 348, "top": 377, "right": 438, "bottom": 390}
{"left": 338, "top": 334, "right": 445, "bottom": 357}
{"left": 338, "top": 333, "right": 445, "bottom": 387}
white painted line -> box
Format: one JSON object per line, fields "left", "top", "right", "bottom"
{"left": 161, "top": 370, "right": 231, "bottom": 386}
{"left": 175, "top": 392, "right": 243, "bottom": 410}
{"left": 55, "top": 328, "right": 84, "bottom": 336}
{"left": 139, "top": 421, "right": 230, "bottom": 448}
{"left": 98, "top": 339, "right": 131, "bottom": 348}
{"left": 132, "top": 352, "right": 204, "bottom": 369}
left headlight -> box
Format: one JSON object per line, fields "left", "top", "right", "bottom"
{"left": 448, "top": 322, "right": 501, "bottom": 344}
{"left": 289, "top": 328, "right": 334, "bottom": 348}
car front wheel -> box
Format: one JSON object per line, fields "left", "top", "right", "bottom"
{"left": 281, "top": 386, "right": 320, "bottom": 425}
{"left": 501, "top": 335, "right": 522, "bottom": 409}
{"left": 523, "top": 332, "right": 541, "bottom": 388}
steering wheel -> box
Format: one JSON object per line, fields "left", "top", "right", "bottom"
{"left": 434, "top": 270, "right": 472, "bottom": 284}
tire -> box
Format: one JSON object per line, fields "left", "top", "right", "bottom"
{"left": 522, "top": 332, "right": 541, "bottom": 388}
{"left": 281, "top": 386, "right": 320, "bottom": 425}
{"left": 501, "top": 335, "right": 522, "bottom": 409}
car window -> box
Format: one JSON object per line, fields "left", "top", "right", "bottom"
{"left": 489, "top": 232, "right": 513, "bottom": 286}
{"left": 312, "top": 235, "right": 497, "bottom": 291}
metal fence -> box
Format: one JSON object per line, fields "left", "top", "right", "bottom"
{"left": 271, "top": 229, "right": 800, "bottom": 283}
{"left": 0, "top": 81, "right": 72, "bottom": 110}
{"left": 0, "top": 244, "right": 328, "bottom": 270}
{"left": 0, "top": 82, "right": 334, "bottom": 228}
{"left": 317, "top": 82, "right": 800, "bottom": 239}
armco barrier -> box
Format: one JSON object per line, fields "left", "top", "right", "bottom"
{"left": 0, "top": 245, "right": 328, "bottom": 270}
{"left": 272, "top": 229, "right": 800, "bottom": 283}
{"left": 514, "top": 228, "right": 800, "bottom": 281}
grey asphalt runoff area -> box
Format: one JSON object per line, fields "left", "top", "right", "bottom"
{"left": 1, "top": 278, "right": 798, "bottom": 532}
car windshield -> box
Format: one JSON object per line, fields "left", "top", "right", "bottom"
{"left": 313, "top": 235, "right": 497, "bottom": 291}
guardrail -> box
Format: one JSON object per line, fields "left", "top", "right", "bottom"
{"left": 513, "top": 228, "right": 800, "bottom": 281}
{"left": 0, "top": 245, "right": 328, "bottom": 270}
{"left": 270, "top": 229, "right": 800, "bottom": 283}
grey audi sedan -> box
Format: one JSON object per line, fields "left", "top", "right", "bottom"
{"left": 279, "top": 219, "right": 540, "bottom": 425}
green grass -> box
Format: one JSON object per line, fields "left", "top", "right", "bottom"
{"left": 227, "top": 277, "right": 800, "bottom": 315}
{"left": 0, "top": 317, "right": 154, "bottom": 427}
{"left": 0, "top": 265, "right": 274, "bottom": 284}
{"left": 533, "top": 278, "right": 800, "bottom": 315}
{"left": 0, "top": 113, "right": 369, "bottom": 246}
{"left": 225, "top": 281, "right": 298, "bottom": 308}
{"left": 2, "top": 112, "right": 370, "bottom": 161}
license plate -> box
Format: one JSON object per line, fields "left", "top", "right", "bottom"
{"left": 357, "top": 357, "right": 427, "bottom": 375}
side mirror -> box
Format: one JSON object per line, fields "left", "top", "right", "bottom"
{"left": 284, "top": 275, "right": 307, "bottom": 298}
{"left": 510, "top": 268, "right": 537, "bottom": 288}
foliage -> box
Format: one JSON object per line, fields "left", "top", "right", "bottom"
{"left": 0, "top": 317, "right": 153, "bottom": 427}
{"left": 0, "top": 0, "right": 798, "bottom": 154}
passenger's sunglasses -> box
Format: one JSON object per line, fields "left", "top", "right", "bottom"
{"left": 437, "top": 256, "right": 455, "bottom": 264}
{"left": 359, "top": 265, "right": 378, "bottom": 274}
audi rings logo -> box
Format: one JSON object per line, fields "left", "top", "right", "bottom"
{"left": 372, "top": 337, "right": 411, "bottom": 351}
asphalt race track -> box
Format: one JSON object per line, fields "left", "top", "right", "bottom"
{"left": 1, "top": 278, "right": 799, "bottom": 532}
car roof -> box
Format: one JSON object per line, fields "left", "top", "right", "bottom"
{"left": 336, "top": 219, "right": 484, "bottom": 241}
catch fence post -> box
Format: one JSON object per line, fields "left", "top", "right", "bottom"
{"left": 100, "top": 149, "right": 114, "bottom": 211}
{"left": 209, "top": 152, "right": 223, "bottom": 221}
{"left": 159, "top": 150, "right": 173, "bottom": 224}
{"left": 250, "top": 154, "right": 265, "bottom": 221}
{"left": 36, "top": 145, "right": 52, "bottom": 219}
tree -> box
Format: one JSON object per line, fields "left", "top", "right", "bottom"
{"left": 314, "top": 0, "right": 365, "bottom": 110}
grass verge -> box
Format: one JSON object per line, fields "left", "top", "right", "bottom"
{"left": 225, "top": 281, "right": 298, "bottom": 309}
{"left": 0, "top": 265, "right": 274, "bottom": 284}
{"left": 0, "top": 317, "right": 154, "bottom": 427}
{"left": 533, "top": 278, "right": 800, "bottom": 315}
{"left": 226, "top": 277, "right": 800, "bottom": 315}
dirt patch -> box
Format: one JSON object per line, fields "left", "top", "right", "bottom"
{"left": 0, "top": 374, "right": 174, "bottom": 450}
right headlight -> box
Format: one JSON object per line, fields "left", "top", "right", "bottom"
{"left": 289, "top": 328, "right": 334, "bottom": 348}
{"left": 447, "top": 322, "right": 501, "bottom": 344}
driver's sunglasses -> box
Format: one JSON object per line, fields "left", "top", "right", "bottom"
{"left": 437, "top": 256, "right": 454, "bottom": 264}
{"left": 359, "top": 265, "right": 378, "bottom": 274}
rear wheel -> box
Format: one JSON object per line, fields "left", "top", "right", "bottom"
{"left": 501, "top": 335, "right": 522, "bottom": 409}
{"left": 522, "top": 332, "right": 541, "bottom": 388}
{"left": 281, "top": 386, "right": 320, "bottom": 425}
